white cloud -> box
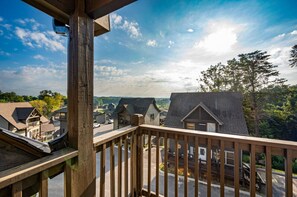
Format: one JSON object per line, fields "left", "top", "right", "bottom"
{"left": 16, "top": 18, "right": 41, "bottom": 30}
{"left": 33, "top": 54, "right": 45, "bottom": 60}
{"left": 0, "top": 50, "right": 10, "bottom": 56}
{"left": 111, "top": 14, "right": 122, "bottom": 25}
{"left": 0, "top": 17, "right": 3, "bottom": 22}
{"left": 273, "top": 33, "right": 286, "bottom": 40}
{"left": 291, "top": 30, "right": 297, "bottom": 35}
{"left": 15, "top": 27, "right": 66, "bottom": 52}
{"left": 194, "top": 21, "right": 240, "bottom": 54}
{"left": 0, "top": 30, "right": 3, "bottom": 36}
{"left": 110, "top": 13, "right": 142, "bottom": 39}
{"left": 168, "top": 40, "right": 175, "bottom": 48}
{"left": 94, "top": 65, "right": 127, "bottom": 78}
{"left": 146, "top": 39, "right": 158, "bottom": 47}
{"left": 187, "top": 28, "right": 194, "bottom": 33}
{"left": 0, "top": 64, "right": 67, "bottom": 95}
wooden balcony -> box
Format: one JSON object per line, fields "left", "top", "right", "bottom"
{"left": 1, "top": 116, "right": 297, "bottom": 197}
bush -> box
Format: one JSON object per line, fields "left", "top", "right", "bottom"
{"left": 272, "top": 155, "right": 285, "bottom": 171}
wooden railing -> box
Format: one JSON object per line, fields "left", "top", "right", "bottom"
{"left": 0, "top": 148, "right": 78, "bottom": 196}
{"left": 1, "top": 122, "right": 297, "bottom": 197}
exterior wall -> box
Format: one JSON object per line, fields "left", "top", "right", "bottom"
{"left": 183, "top": 106, "right": 218, "bottom": 132}
{"left": 0, "top": 116, "right": 9, "bottom": 130}
{"left": 144, "top": 104, "right": 160, "bottom": 126}
{"left": 113, "top": 118, "right": 119, "bottom": 130}
{"left": 95, "top": 114, "right": 106, "bottom": 124}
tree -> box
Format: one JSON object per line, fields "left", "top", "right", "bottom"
{"left": 225, "top": 58, "right": 244, "bottom": 92}
{"left": 30, "top": 100, "right": 48, "bottom": 115}
{"left": 199, "top": 63, "right": 228, "bottom": 92}
{"left": 289, "top": 44, "right": 297, "bottom": 67}
{"left": 238, "top": 50, "right": 285, "bottom": 136}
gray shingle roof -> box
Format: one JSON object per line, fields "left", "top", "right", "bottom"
{"left": 164, "top": 92, "right": 248, "bottom": 135}
{"left": 113, "top": 98, "right": 159, "bottom": 117}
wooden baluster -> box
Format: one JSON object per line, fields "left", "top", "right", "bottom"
{"left": 156, "top": 132, "right": 160, "bottom": 196}
{"left": 207, "top": 138, "right": 211, "bottom": 197}
{"left": 136, "top": 130, "right": 143, "bottom": 196}
{"left": 184, "top": 136, "right": 188, "bottom": 197}
{"left": 194, "top": 137, "right": 199, "bottom": 197}
{"left": 285, "top": 149, "right": 293, "bottom": 197}
{"left": 148, "top": 131, "right": 152, "bottom": 195}
{"left": 164, "top": 132, "right": 168, "bottom": 197}
{"left": 39, "top": 170, "right": 48, "bottom": 197}
{"left": 118, "top": 138, "right": 122, "bottom": 197}
{"left": 124, "top": 135, "right": 129, "bottom": 197}
{"left": 130, "top": 133, "right": 134, "bottom": 197}
{"left": 100, "top": 144, "right": 106, "bottom": 197}
{"left": 265, "top": 146, "right": 272, "bottom": 197}
{"left": 111, "top": 140, "right": 115, "bottom": 197}
{"left": 175, "top": 134, "right": 179, "bottom": 197}
{"left": 250, "top": 144, "right": 256, "bottom": 197}
{"left": 12, "top": 181, "right": 22, "bottom": 197}
{"left": 234, "top": 142, "right": 240, "bottom": 197}
{"left": 220, "top": 141, "right": 225, "bottom": 197}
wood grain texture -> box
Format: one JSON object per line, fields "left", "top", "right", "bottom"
{"left": 66, "top": 0, "right": 96, "bottom": 196}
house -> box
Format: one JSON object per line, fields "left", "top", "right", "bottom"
{"left": 51, "top": 107, "right": 108, "bottom": 136}
{"left": 112, "top": 98, "right": 160, "bottom": 129}
{"left": 0, "top": 127, "right": 51, "bottom": 196}
{"left": 0, "top": 102, "right": 55, "bottom": 142}
{"left": 165, "top": 92, "right": 248, "bottom": 165}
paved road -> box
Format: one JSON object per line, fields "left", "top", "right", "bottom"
{"left": 93, "top": 124, "right": 113, "bottom": 136}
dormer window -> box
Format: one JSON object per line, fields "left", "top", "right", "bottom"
{"left": 207, "top": 123, "right": 216, "bottom": 132}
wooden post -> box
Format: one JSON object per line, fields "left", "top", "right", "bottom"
{"left": 65, "top": 0, "right": 95, "bottom": 196}
{"left": 131, "top": 114, "right": 144, "bottom": 196}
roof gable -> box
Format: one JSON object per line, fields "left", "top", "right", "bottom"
{"left": 181, "top": 102, "right": 223, "bottom": 125}
{"left": 113, "top": 97, "right": 159, "bottom": 117}
{"left": 0, "top": 102, "right": 34, "bottom": 130}
{"left": 165, "top": 92, "right": 248, "bottom": 135}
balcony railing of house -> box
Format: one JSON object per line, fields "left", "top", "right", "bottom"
{"left": 1, "top": 114, "right": 297, "bottom": 197}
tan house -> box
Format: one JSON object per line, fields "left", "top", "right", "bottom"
{"left": 112, "top": 98, "right": 160, "bottom": 129}
{"left": 0, "top": 102, "right": 55, "bottom": 141}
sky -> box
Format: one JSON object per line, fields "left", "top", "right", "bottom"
{"left": 0, "top": 0, "right": 297, "bottom": 98}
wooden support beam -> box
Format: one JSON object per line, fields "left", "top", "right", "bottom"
{"left": 86, "top": 0, "right": 136, "bottom": 19}
{"left": 22, "top": 0, "right": 110, "bottom": 36}
{"left": 65, "top": 0, "right": 95, "bottom": 196}
{"left": 22, "top": 0, "right": 73, "bottom": 24}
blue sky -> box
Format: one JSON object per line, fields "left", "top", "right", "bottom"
{"left": 0, "top": 0, "right": 297, "bottom": 97}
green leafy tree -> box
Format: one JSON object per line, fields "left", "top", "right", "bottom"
{"left": 30, "top": 100, "right": 48, "bottom": 115}
{"left": 199, "top": 63, "right": 228, "bottom": 92}
{"left": 238, "top": 50, "right": 285, "bottom": 136}
{"left": 289, "top": 44, "right": 297, "bottom": 68}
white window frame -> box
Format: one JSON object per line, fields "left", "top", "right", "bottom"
{"left": 225, "top": 150, "right": 234, "bottom": 166}
{"left": 207, "top": 123, "right": 216, "bottom": 132}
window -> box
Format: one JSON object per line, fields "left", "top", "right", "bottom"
{"left": 225, "top": 151, "right": 234, "bottom": 165}
{"left": 200, "top": 148, "right": 205, "bottom": 156}
{"left": 207, "top": 123, "right": 216, "bottom": 132}
{"left": 186, "top": 122, "right": 195, "bottom": 130}
{"left": 150, "top": 114, "right": 155, "bottom": 121}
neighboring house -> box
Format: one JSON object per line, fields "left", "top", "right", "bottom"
{"left": 0, "top": 102, "right": 55, "bottom": 142}
{"left": 0, "top": 127, "right": 67, "bottom": 196}
{"left": 165, "top": 92, "right": 248, "bottom": 166}
{"left": 52, "top": 107, "right": 108, "bottom": 136}
{"left": 93, "top": 111, "right": 107, "bottom": 124}
{"left": 52, "top": 107, "right": 68, "bottom": 137}
{"left": 112, "top": 98, "right": 160, "bottom": 129}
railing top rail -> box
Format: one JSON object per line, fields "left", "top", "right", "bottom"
{"left": 0, "top": 148, "right": 78, "bottom": 189}
{"left": 93, "top": 125, "right": 138, "bottom": 148}
{"left": 140, "top": 124, "right": 297, "bottom": 151}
